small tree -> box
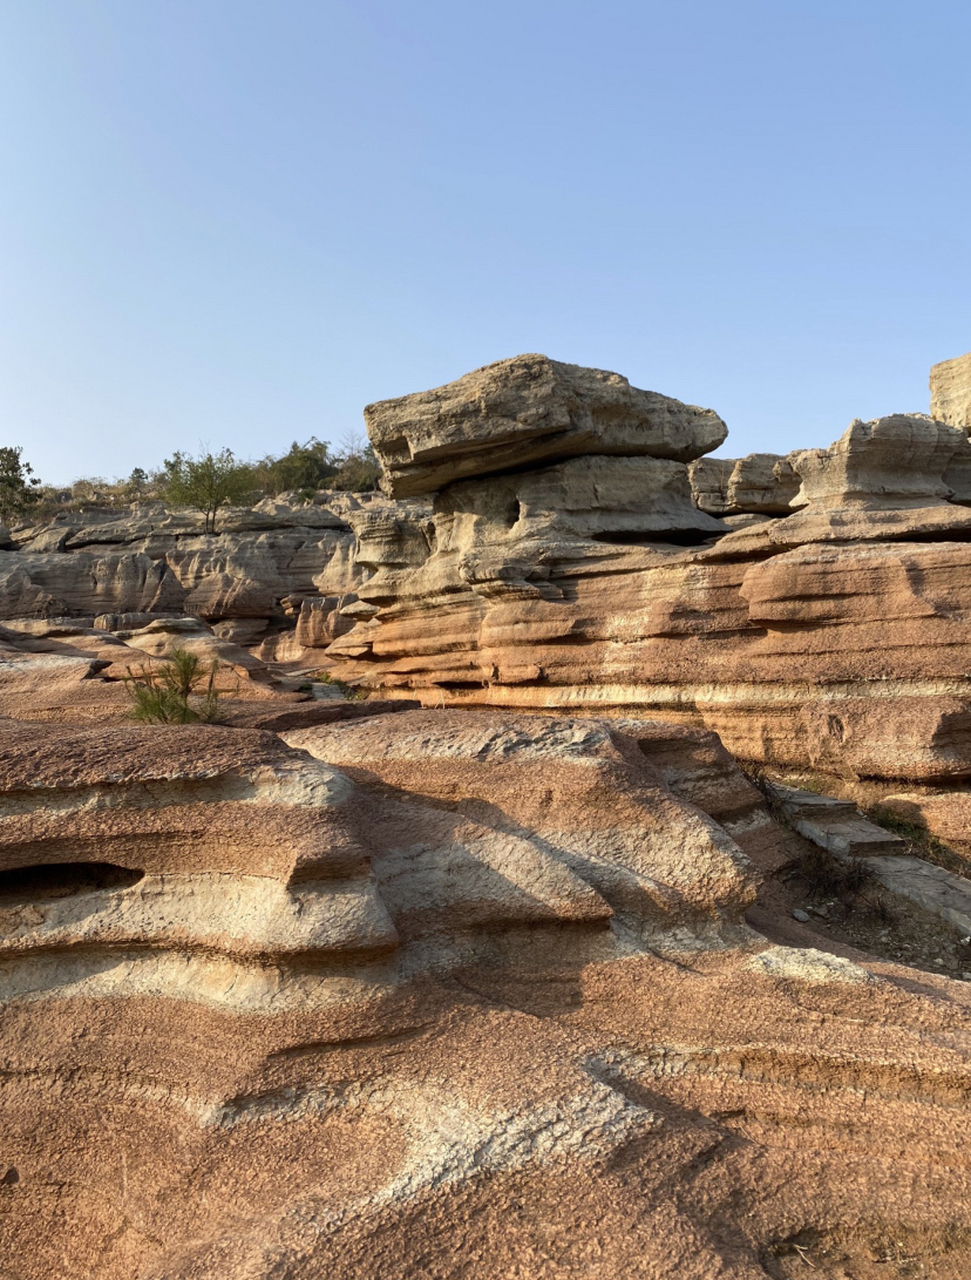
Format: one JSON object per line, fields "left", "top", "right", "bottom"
{"left": 125, "top": 467, "right": 149, "bottom": 501}
{"left": 162, "top": 448, "right": 255, "bottom": 533}
{"left": 0, "top": 447, "right": 41, "bottom": 527}
{"left": 124, "top": 648, "right": 222, "bottom": 724}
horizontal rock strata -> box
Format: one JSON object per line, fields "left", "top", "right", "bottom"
{"left": 1, "top": 709, "right": 970, "bottom": 1277}
{"left": 689, "top": 452, "right": 800, "bottom": 517}
{"left": 931, "top": 349, "right": 971, "bottom": 430}
{"left": 326, "top": 365, "right": 971, "bottom": 782}
{"left": 0, "top": 494, "right": 379, "bottom": 636}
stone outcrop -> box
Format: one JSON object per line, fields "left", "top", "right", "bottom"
{"left": 322, "top": 370, "right": 971, "bottom": 783}
{"left": 0, "top": 495, "right": 373, "bottom": 636}
{"left": 931, "top": 349, "right": 971, "bottom": 429}
{"left": 791, "top": 414, "right": 965, "bottom": 507}
{"left": 690, "top": 452, "right": 800, "bottom": 517}
{"left": 366, "top": 354, "right": 728, "bottom": 497}
{"left": 2, "top": 706, "right": 971, "bottom": 1278}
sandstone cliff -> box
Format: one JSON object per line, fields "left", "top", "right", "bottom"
{"left": 318, "top": 358, "right": 971, "bottom": 786}
{"left": 0, "top": 493, "right": 376, "bottom": 642}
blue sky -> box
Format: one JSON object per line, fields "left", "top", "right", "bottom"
{"left": 2, "top": 0, "right": 969, "bottom": 485}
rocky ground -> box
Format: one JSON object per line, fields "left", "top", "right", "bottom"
{"left": 0, "top": 643, "right": 968, "bottom": 1278}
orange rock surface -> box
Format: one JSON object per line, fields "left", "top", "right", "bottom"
{"left": 0, "top": 705, "right": 969, "bottom": 1278}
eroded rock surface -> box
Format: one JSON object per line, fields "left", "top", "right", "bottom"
{"left": 931, "top": 349, "right": 971, "bottom": 430}
{"left": 325, "top": 387, "right": 971, "bottom": 784}
{"left": 690, "top": 452, "right": 800, "bottom": 517}
{"left": 366, "top": 353, "right": 728, "bottom": 497}
{"left": 0, "top": 494, "right": 373, "bottom": 636}
{"left": 1, "top": 708, "right": 969, "bottom": 1279}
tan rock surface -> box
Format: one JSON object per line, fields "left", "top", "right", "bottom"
{"left": 931, "top": 349, "right": 971, "bottom": 429}
{"left": 690, "top": 453, "right": 799, "bottom": 517}
{"left": 366, "top": 354, "right": 728, "bottom": 497}
{"left": 324, "top": 405, "right": 971, "bottom": 783}
{"left": 0, "top": 709, "right": 969, "bottom": 1278}
{"left": 790, "top": 413, "right": 967, "bottom": 507}
{"left": 0, "top": 498, "right": 365, "bottom": 627}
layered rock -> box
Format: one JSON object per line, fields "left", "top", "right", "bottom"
{"left": 931, "top": 349, "right": 971, "bottom": 430}
{"left": 0, "top": 495, "right": 372, "bottom": 635}
{"left": 366, "top": 353, "right": 727, "bottom": 498}
{"left": 327, "top": 372, "right": 971, "bottom": 782}
{"left": 690, "top": 452, "right": 800, "bottom": 517}
{"left": 2, "top": 708, "right": 971, "bottom": 1278}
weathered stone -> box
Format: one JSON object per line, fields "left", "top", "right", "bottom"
{"left": 294, "top": 594, "right": 359, "bottom": 649}
{"left": 772, "top": 785, "right": 908, "bottom": 856}
{"left": 865, "top": 854, "right": 971, "bottom": 936}
{"left": 690, "top": 454, "right": 800, "bottom": 517}
{"left": 687, "top": 456, "right": 735, "bottom": 514}
{"left": 727, "top": 452, "right": 800, "bottom": 513}
{"left": 931, "top": 350, "right": 971, "bottom": 429}
{"left": 791, "top": 414, "right": 966, "bottom": 508}
{"left": 366, "top": 354, "right": 728, "bottom": 497}
{"left": 327, "top": 405, "right": 971, "bottom": 784}
{"left": 2, "top": 710, "right": 971, "bottom": 1278}
{"left": 0, "top": 501, "right": 365, "bottom": 626}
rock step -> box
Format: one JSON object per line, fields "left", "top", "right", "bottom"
{"left": 773, "top": 785, "right": 860, "bottom": 822}
{"left": 865, "top": 855, "right": 971, "bottom": 937}
{"left": 774, "top": 784, "right": 909, "bottom": 858}
{"left": 788, "top": 817, "right": 909, "bottom": 858}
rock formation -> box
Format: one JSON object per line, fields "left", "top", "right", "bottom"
{"left": 5, "top": 348, "right": 971, "bottom": 1277}
{"left": 316, "top": 361, "right": 971, "bottom": 786}
{"left": 690, "top": 452, "right": 800, "bottom": 518}
{"left": 931, "top": 349, "right": 971, "bottom": 429}
{"left": 0, "top": 495, "right": 372, "bottom": 642}
{"left": 1, "top": 702, "right": 970, "bottom": 1278}
{"left": 365, "top": 353, "right": 728, "bottom": 497}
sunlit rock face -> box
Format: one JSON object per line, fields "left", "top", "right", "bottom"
{"left": 330, "top": 360, "right": 971, "bottom": 784}
{"left": 0, "top": 497, "right": 367, "bottom": 633}
{"left": 365, "top": 353, "right": 728, "bottom": 498}
{"left": 931, "top": 349, "right": 971, "bottom": 430}
{"left": 1, "top": 709, "right": 970, "bottom": 1279}
{"left": 690, "top": 452, "right": 800, "bottom": 517}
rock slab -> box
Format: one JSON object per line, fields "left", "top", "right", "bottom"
{"left": 366, "top": 354, "right": 728, "bottom": 497}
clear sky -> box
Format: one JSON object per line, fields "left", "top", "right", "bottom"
{"left": 2, "top": 1, "right": 969, "bottom": 485}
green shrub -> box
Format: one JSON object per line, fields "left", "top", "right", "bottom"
{"left": 314, "top": 670, "right": 364, "bottom": 700}
{"left": 124, "top": 648, "right": 221, "bottom": 724}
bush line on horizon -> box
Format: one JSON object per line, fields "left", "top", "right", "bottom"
{"left": 0, "top": 437, "right": 382, "bottom": 532}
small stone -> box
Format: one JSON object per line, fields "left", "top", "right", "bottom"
{"left": 962, "top": 971, "right": 971, "bottom": 981}
{"left": 792, "top": 909, "right": 811, "bottom": 923}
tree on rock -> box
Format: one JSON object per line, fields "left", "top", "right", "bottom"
{"left": 0, "top": 447, "right": 41, "bottom": 527}
{"left": 162, "top": 448, "right": 255, "bottom": 534}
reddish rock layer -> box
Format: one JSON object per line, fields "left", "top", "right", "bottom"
{"left": 327, "top": 411, "right": 971, "bottom": 783}
{"left": 0, "top": 709, "right": 969, "bottom": 1278}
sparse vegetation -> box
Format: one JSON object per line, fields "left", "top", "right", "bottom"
{"left": 124, "top": 648, "right": 222, "bottom": 724}
{"left": 781, "top": 847, "right": 899, "bottom": 926}
{"left": 6, "top": 436, "right": 382, "bottom": 528}
{"left": 783, "top": 846, "right": 876, "bottom": 901}
{"left": 314, "top": 670, "right": 365, "bottom": 700}
{"left": 739, "top": 763, "right": 791, "bottom": 825}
